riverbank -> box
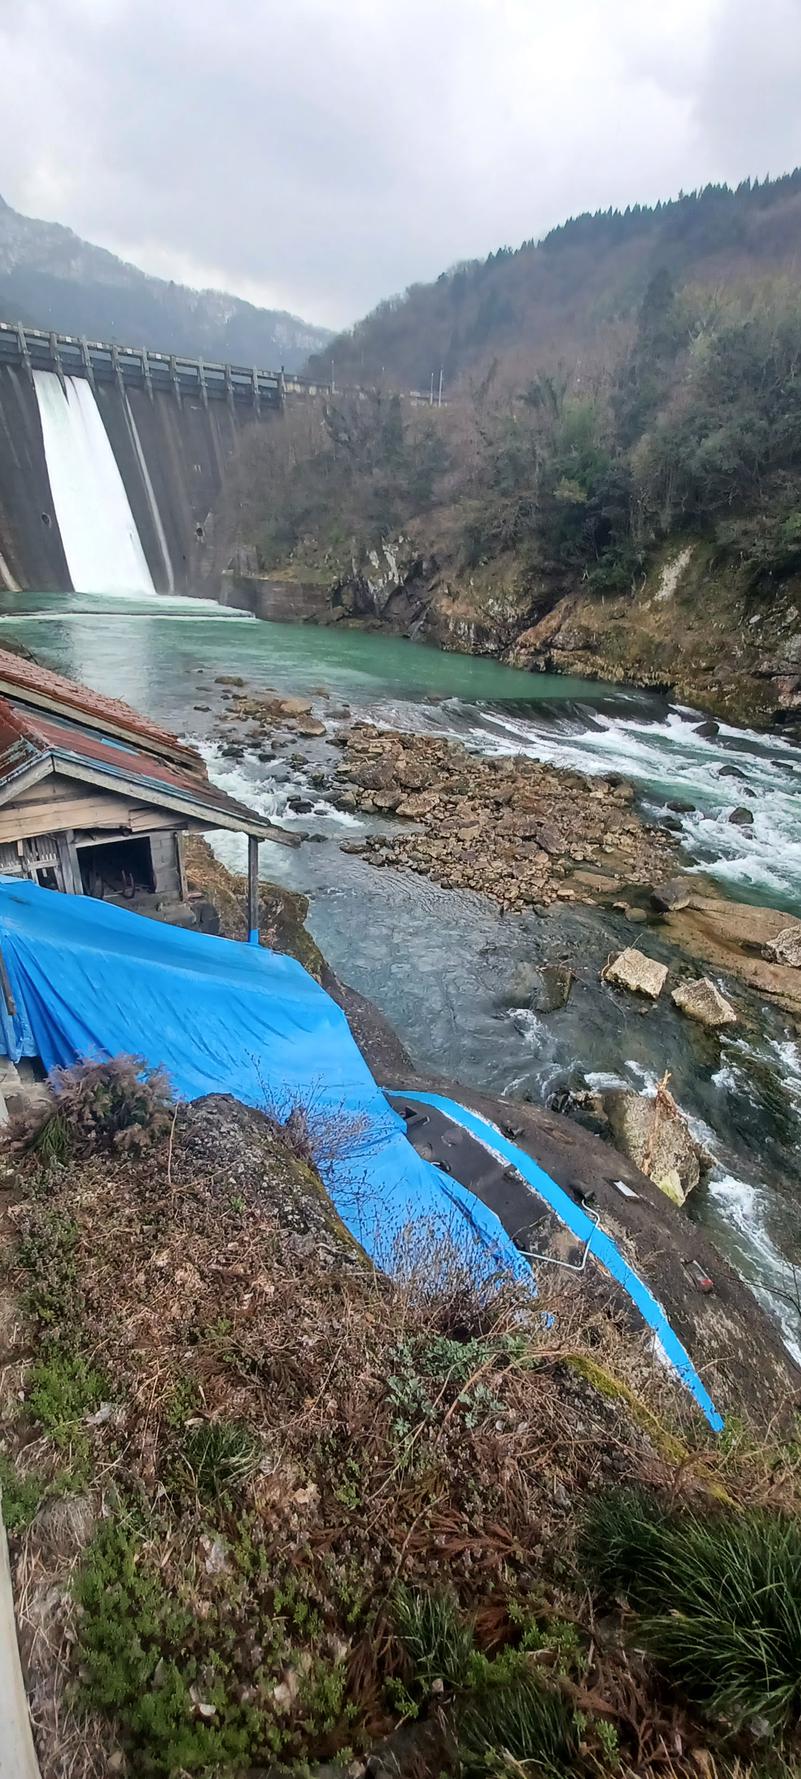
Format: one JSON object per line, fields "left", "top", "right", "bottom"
{"left": 4, "top": 1067, "right": 801, "bottom": 1779}
{"left": 229, "top": 535, "right": 801, "bottom": 733}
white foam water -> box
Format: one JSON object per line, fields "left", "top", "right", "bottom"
{"left": 706, "top": 1172, "right": 801, "bottom": 1365}
{"left": 451, "top": 702, "right": 801, "bottom": 906}
{"left": 198, "top": 739, "right": 364, "bottom": 841}
{"left": 33, "top": 371, "right": 155, "bottom": 595}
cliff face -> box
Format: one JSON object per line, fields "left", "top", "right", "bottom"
{"left": 314, "top": 534, "right": 801, "bottom": 729}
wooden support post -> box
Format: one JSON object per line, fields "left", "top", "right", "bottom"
{"left": 55, "top": 832, "right": 81, "bottom": 895}
{"left": 247, "top": 834, "right": 260, "bottom": 945}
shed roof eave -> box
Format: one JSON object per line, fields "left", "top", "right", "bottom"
{"left": 0, "top": 755, "right": 53, "bottom": 807}
{"left": 51, "top": 752, "right": 297, "bottom": 845}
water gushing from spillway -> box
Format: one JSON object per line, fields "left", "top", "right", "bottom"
{"left": 33, "top": 371, "right": 155, "bottom": 595}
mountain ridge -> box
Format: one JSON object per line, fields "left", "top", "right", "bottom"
{"left": 0, "top": 195, "right": 332, "bottom": 370}
{"left": 309, "top": 169, "right": 801, "bottom": 390}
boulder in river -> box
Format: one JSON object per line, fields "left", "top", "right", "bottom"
{"left": 694, "top": 719, "right": 720, "bottom": 738}
{"left": 671, "top": 977, "right": 738, "bottom": 1028}
{"left": 719, "top": 764, "right": 747, "bottom": 780}
{"left": 503, "top": 961, "right": 574, "bottom": 1013}
{"left": 728, "top": 806, "right": 754, "bottom": 826}
{"left": 764, "top": 925, "right": 801, "bottom": 968}
{"left": 651, "top": 878, "right": 691, "bottom": 912}
{"left": 602, "top": 1084, "right": 710, "bottom": 1204}
{"left": 602, "top": 947, "right": 668, "bottom": 999}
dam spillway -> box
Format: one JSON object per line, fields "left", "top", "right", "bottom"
{"left": 0, "top": 323, "right": 313, "bottom": 596}
{"left": 33, "top": 371, "right": 156, "bottom": 596}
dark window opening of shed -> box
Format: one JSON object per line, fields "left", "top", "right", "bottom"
{"left": 78, "top": 836, "right": 155, "bottom": 900}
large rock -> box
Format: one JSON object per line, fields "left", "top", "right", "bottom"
{"left": 502, "top": 961, "right": 573, "bottom": 1013}
{"left": 671, "top": 977, "right": 737, "bottom": 1028}
{"left": 764, "top": 925, "right": 801, "bottom": 968}
{"left": 602, "top": 947, "right": 668, "bottom": 999}
{"left": 603, "top": 1087, "right": 709, "bottom": 1204}
{"left": 651, "top": 878, "right": 691, "bottom": 913}
{"left": 728, "top": 806, "right": 754, "bottom": 826}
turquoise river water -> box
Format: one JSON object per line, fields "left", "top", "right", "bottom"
{"left": 2, "top": 589, "right": 800, "bottom": 1356}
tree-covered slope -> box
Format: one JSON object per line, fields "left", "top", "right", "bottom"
{"left": 0, "top": 194, "right": 331, "bottom": 369}
{"left": 309, "top": 172, "right": 801, "bottom": 392}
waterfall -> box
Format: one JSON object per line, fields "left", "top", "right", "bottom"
{"left": 33, "top": 371, "right": 155, "bottom": 595}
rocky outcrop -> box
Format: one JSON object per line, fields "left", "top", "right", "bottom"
{"left": 500, "top": 960, "right": 574, "bottom": 1012}
{"left": 602, "top": 947, "right": 668, "bottom": 999}
{"left": 660, "top": 893, "right": 801, "bottom": 1021}
{"left": 765, "top": 925, "right": 801, "bottom": 968}
{"left": 294, "top": 529, "right": 801, "bottom": 732}
{"left": 331, "top": 724, "right": 676, "bottom": 911}
{"left": 602, "top": 1083, "right": 712, "bottom": 1205}
{"left": 651, "top": 878, "right": 692, "bottom": 912}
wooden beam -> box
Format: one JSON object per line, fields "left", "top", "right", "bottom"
{"left": 54, "top": 758, "right": 295, "bottom": 844}
{"left": 0, "top": 793, "right": 135, "bottom": 842}
{"left": 247, "top": 834, "right": 260, "bottom": 945}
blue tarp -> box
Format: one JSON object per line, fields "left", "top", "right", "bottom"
{"left": 0, "top": 877, "right": 526, "bottom": 1277}
{"left": 396, "top": 1090, "right": 724, "bottom": 1432}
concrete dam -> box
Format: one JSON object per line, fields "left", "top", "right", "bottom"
{"left": 0, "top": 322, "right": 327, "bottom": 597}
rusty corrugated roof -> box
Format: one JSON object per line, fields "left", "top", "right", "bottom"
{"left": 0, "top": 689, "right": 277, "bottom": 839}
{"left": 0, "top": 647, "right": 195, "bottom": 764}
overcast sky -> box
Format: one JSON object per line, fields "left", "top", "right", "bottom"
{"left": 2, "top": 0, "right": 801, "bottom": 331}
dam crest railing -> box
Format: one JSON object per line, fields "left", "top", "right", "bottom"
{"left": 0, "top": 320, "right": 336, "bottom": 411}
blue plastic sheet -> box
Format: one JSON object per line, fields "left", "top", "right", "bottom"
{"left": 395, "top": 1091, "right": 724, "bottom": 1432}
{"left": 0, "top": 878, "right": 527, "bottom": 1277}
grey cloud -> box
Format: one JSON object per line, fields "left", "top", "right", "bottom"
{"left": 1, "top": 0, "right": 800, "bottom": 329}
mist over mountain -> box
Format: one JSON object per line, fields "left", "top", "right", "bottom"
{"left": 0, "top": 194, "right": 332, "bottom": 370}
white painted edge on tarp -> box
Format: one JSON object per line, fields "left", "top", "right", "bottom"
{"left": 0, "top": 1516, "right": 40, "bottom": 1779}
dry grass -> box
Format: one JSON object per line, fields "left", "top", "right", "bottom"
{"left": 0, "top": 1094, "right": 799, "bottom": 1777}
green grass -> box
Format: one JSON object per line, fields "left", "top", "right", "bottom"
{"left": 176, "top": 1421, "right": 260, "bottom": 1504}
{"left": 0, "top": 1450, "right": 43, "bottom": 1532}
{"left": 392, "top": 1585, "right": 476, "bottom": 1693}
{"left": 582, "top": 1489, "right": 801, "bottom": 1732}
{"left": 455, "top": 1660, "right": 579, "bottom": 1777}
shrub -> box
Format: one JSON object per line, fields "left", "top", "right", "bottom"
{"left": 28, "top": 1349, "right": 107, "bottom": 1443}
{"left": 582, "top": 1489, "right": 801, "bottom": 1732}
{"left": 75, "top": 1518, "right": 259, "bottom": 1776}
{"left": 10, "top": 1056, "right": 173, "bottom": 1160}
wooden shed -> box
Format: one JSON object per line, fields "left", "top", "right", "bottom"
{"left": 0, "top": 648, "right": 289, "bottom": 929}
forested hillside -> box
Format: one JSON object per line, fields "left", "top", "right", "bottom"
{"left": 309, "top": 172, "right": 801, "bottom": 393}
{"left": 222, "top": 171, "right": 801, "bottom": 727}
{"left": 0, "top": 195, "right": 331, "bottom": 369}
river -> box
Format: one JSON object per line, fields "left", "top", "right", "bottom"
{"left": 2, "top": 590, "right": 800, "bottom": 1354}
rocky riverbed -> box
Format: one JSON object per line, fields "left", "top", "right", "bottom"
{"left": 331, "top": 723, "right": 678, "bottom": 911}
